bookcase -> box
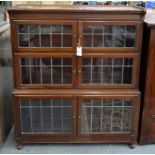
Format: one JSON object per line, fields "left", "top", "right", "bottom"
{"left": 8, "top": 5, "right": 145, "bottom": 149}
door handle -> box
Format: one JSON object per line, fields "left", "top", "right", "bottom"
{"left": 78, "top": 70, "right": 81, "bottom": 74}
{"left": 73, "top": 70, "right": 76, "bottom": 74}
{"left": 152, "top": 115, "right": 155, "bottom": 119}
{"left": 77, "top": 35, "right": 81, "bottom": 46}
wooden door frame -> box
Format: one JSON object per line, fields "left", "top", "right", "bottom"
{"left": 78, "top": 21, "right": 142, "bottom": 53}
{"left": 12, "top": 20, "right": 78, "bottom": 53}
{"left": 77, "top": 94, "right": 140, "bottom": 144}
{"left": 13, "top": 52, "right": 77, "bottom": 89}
{"left": 77, "top": 52, "right": 140, "bottom": 89}
{"left": 13, "top": 95, "right": 77, "bottom": 139}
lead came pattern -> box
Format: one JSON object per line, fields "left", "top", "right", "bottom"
{"left": 20, "top": 99, "right": 73, "bottom": 134}
{"left": 83, "top": 25, "right": 136, "bottom": 48}
{"left": 82, "top": 57, "right": 133, "bottom": 85}
{"left": 18, "top": 24, "right": 72, "bottom": 48}
{"left": 81, "top": 99, "right": 133, "bottom": 133}
{"left": 20, "top": 57, "right": 72, "bottom": 85}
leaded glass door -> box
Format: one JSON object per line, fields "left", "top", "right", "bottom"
{"left": 78, "top": 54, "right": 138, "bottom": 88}
{"left": 15, "top": 96, "right": 76, "bottom": 136}
{"left": 14, "top": 54, "right": 76, "bottom": 88}
{"left": 78, "top": 96, "right": 137, "bottom": 135}
{"left": 79, "top": 21, "right": 141, "bottom": 52}
{"left": 13, "top": 20, "right": 77, "bottom": 52}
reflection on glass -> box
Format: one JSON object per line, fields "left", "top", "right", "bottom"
{"left": 92, "top": 119, "right": 101, "bottom": 132}
{"left": 20, "top": 57, "right": 73, "bottom": 85}
{"left": 104, "top": 35, "right": 113, "bottom": 47}
{"left": 42, "top": 107, "right": 52, "bottom": 132}
{"left": 20, "top": 107, "right": 31, "bottom": 132}
{"left": 63, "top": 25, "right": 72, "bottom": 33}
{"left": 19, "top": 34, "right": 29, "bottom": 47}
{"left": 80, "top": 99, "right": 133, "bottom": 133}
{"left": 93, "top": 35, "right": 103, "bottom": 47}
{"left": 105, "top": 25, "right": 113, "bottom": 34}
{"left": 83, "top": 25, "right": 136, "bottom": 48}
{"left": 83, "top": 25, "right": 92, "bottom": 33}
{"left": 123, "top": 107, "right": 133, "bottom": 131}
{"left": 102, "top": 107, "right": 111, "bottom": 132}
{"left": 18, "top": 24, "right": 73, "bottom": 48}
{"left": 30, "top": 34, "right": 40, "bottom": 47}
{"left": 114, "top": 35, "right": 125, "bottom": 47}
{"left": 112, "top": 107, "right": 122, "bottom": 131}
{"left": 32, "top": 107, "right": 41, "bottom": 132}
{"left": 126, "top": 25, "right": 136, "bottom": 34}
{"left": 114, "top": 25, "right": 125, "bottom": 34}
{"left": 19, "top": 25, "right": 28, "bottom": 33}
{"left": 126, "top": 35, "right": 135, "bottom": 47}
{"left": 41, "top": 25, "right": 50, "bottom": 34}
{"left": 29, "top": 25, "right": 39, "bottom": 33}
{"left": 20, "top": 99, "right": 73, "bottom": 134}
{"left": 93, "top": 25, "right": 103, "bottom": 33}
{"left": 82, "top": 57, "right": 133, "bottom": 85}
{"left": 52, "top": 25, "right": 62, "bottom": 33}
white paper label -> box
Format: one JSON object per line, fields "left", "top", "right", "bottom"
{"left": 76, "top": 46, "right": 82, "bottom": 56}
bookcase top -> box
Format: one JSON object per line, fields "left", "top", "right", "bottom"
{"left": 8, "top": 5, "right": 145, "bottom": 14}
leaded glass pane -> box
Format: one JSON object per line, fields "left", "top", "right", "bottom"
{"left": 41, "top": 34, "right": 50, "bottom": 47}
{"left": 83, "top": 24, "right": 136, "bottom": 48}
{"left": 18, "top": 25, "right": 29, "bottom": 33}
{"left": 19, "top": 34, "right": 29, "bottom": 47}
{"left": 18, "top": 24, "right": 73, "bottom": 48}
{"left": 20, "top": 99, "right": 73, "bottom": 134}
{"left": 20, "top": 57, "right": 73, "bottom": 85}
{"left": 80, "top": 99, "right": 133, "bottom": 134}
{"left": 82, "top": 57, "right": 133, "bottom": 85}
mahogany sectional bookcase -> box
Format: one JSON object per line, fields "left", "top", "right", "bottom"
{"left": 8, "top": 5, "right": 145, "bottom": 149}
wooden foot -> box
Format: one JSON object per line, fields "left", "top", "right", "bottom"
{"left": 16, "top": 143, "right": 23, "bottom": 150}
{"left": 129, "top": 143, "right": 136, "bottom": 149}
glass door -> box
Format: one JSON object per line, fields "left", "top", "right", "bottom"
{"left": 78, "top": 54, "right": 139, "bottom": 88}
{"left": 13, "top": 20, "right": 77, "bottom": 52}
{"left": 14, "top": 96, "right": 76, "bottom": 136}
{"left": 79, "top": 21, "right": 141, "bottom": 52}
{"left": 78, "top": 96, "right": 138, "bottom": 135}
{"left": 14, "top": 54, "right": 76, "bottom": 88}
